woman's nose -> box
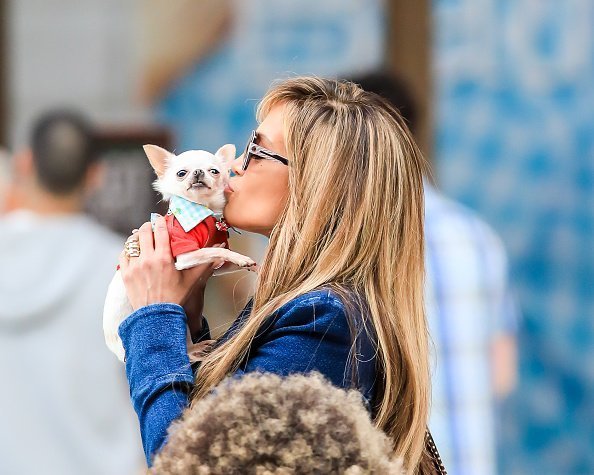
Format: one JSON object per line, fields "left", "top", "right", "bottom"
{"left": 230, "top": 156, "right": 245, "bottom": 177}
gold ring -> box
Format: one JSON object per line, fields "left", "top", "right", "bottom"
{"left": 125, "top": 249, "right": 140, "bottom": 258}
{"left": 125, "top": 242, "right": 140, "bottom": 251}
{"left": 124, "top": 240, "right": 141, "bottom": 258}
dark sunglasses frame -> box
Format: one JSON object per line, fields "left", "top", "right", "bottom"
{"left": 241, "top": 130, "right": 289, "bottom": 171}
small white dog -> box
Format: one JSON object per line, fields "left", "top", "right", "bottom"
{"left": 103, "top": 144, "right": 255, "bottom": 362}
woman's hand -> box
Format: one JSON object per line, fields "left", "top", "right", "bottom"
{"left": 118, "top": 215, "right": 222, "bottom": 311}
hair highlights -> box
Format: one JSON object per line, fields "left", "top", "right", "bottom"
{"left": 192, "top": 77, "right": 430, "bottom": 472}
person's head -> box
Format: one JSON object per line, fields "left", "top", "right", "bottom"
{"left": 15, "top": 110, "right": 99, "bottom": 198}
{"left": 203, "top": 77, "right": 429, "bottom": 469}
{"left": 349, "top": 70, "right": 418, "bottom": 136}
{"left": 152, "top": 372, "right": 405, "bottom": 474}
{"left": 223, "top": 102, "right": 289, "bottom": 235}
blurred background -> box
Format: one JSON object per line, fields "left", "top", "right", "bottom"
{"left": 0, "top": 1, "right": 592, "bottom": 474}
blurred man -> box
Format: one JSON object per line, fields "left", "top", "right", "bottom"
{"left": 352, "top": 71, "right": 518, "bottom": 475}
{"left": 0, "top": 111, "right": 143, "bottom": 474}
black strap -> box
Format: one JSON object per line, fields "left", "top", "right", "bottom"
{"left": 425, "top": 429, "right": 447, "bottom": 474}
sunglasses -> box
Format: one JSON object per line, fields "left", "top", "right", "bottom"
{"left": 241, "top": 130, "right": 289, "bottom": 171}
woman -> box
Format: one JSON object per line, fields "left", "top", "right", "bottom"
{"left": 119, "top": 77, "right": 431, "bottom": 472}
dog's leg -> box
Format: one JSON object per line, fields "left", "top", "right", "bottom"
{"left": 175, "top": 247, "right": 256, "bottom": 271}
{"left": 103, "top": 271, "right": 133, "bottom": 362}
{"left": 212, "top": 260, "right": 260, "bottom": 276}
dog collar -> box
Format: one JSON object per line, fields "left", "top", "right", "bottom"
{"left": 168, "top": 195, "right": 214, "bottom": 232}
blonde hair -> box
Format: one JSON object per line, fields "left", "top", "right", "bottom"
{"left": 153, "top": 372, "right": 405, "bottom": 474}
{"left": 192, "top": 77, "right": 430, "bottom": 472}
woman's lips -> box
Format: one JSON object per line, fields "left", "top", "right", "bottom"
{"left": 224, "top": 183, "right": 234, "bottom": 194}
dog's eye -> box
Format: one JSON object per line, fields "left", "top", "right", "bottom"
{"left": 209, "top": 169, "right": 219, "bottom": 175}
{"left": 176, "top": 170, "right": 188, "bottom": 178}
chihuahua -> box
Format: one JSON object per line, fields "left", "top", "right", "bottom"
{"left": 103, "top": 144, "right": 255, "bottom": 362}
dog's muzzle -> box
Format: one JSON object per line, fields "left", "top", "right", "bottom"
{"left": 190, "top": 169, "right": 209, "bottom": 188}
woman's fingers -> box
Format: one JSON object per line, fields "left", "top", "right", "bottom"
{"left": 137, "top": 222, "right": 155, "bottom": 257}
{"left": 152, "top": 215, "right": 173, "bottom": 260}
{"left": 118, "top": 250, "right": 129, "bottom": 272}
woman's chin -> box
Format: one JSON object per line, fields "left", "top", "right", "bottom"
{"left": 221, "top": 215, "right": 270, "bottom": 237}
{"left": 222, "top": 208, "right": 242, "bottom": 230}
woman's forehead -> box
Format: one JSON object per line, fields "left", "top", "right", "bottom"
{"left": 256, "top": 104, "right": 287, "bottom": 153}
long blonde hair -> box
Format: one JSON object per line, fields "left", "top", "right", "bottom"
{"left": 193, "top": 77, "right": 430, "bottom": 471}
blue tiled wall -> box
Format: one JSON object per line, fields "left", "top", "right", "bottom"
{"left": 434, "top": 1, "right": 594, "bottom": 473}
{"left": 157, "top": 0, "right": 383, "bottom": 153}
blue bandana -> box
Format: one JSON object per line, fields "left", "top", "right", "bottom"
{"left": 166, "top": 195, "right": 215, "bottom": 232}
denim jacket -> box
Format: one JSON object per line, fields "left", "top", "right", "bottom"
{"left": 119, "top": 289, "right": 378, "bottom": 465}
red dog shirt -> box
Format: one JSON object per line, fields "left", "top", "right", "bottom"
{"left": 166, "top": 214, "right": 229, "bottom": 258}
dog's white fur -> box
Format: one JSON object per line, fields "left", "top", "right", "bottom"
{"left": 103, "top": 144, "right": 255, "bottom": 362}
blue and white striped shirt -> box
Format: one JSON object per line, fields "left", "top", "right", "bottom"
{"left": 425, "top": 182, "right": 518, "bottom": 475}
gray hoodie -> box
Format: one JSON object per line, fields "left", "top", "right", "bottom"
{"left": 0, "top": 211, "right": 143, "bottom": 475}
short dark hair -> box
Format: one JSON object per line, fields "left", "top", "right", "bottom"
{"left": 350, "top": 71, "right": 418, "bottom": 135}
{"left": 30, "top": 110, "right": 97, "bottom": 194}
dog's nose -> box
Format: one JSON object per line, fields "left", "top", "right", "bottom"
{"left": 193, "top": 169, "right": 205, "bottom": 179}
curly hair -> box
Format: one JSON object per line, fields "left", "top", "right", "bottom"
{"left": 151, "top": 372, "right": 404, "bottom": 474}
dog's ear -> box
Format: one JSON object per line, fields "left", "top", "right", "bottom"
{"left": 215, "top": 144, "right": 236, "bottom": 166}
{"left": 143, "top": 144, "right": 173, "bottom": 178}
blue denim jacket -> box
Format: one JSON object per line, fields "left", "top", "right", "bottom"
{"left": 119, "top": 289, "right": 378, "bottom": 465}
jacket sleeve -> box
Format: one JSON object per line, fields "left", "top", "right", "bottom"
{"left": 118, "top": 303, "right": 196, "bottom": 466}
{"left": 119, "top": 294, "right": 376, "bottom": 465}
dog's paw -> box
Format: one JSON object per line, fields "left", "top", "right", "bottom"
{"left": 175, "top": 260, "right": 189, "bottom": 271}
{"left": 233, "top": 255, "right": 257, "bottom": 269}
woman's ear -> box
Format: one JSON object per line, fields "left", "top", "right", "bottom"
{"left": 215, "top": 144, "right": 236, "bottom": 166}
{"left": 143, "top": 144, "right": 173, "bottom": 178}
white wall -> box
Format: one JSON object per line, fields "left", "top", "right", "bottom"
{"left": 8, "top": 0, "right": 149, "bottom": 148}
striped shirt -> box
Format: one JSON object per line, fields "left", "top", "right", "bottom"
{"left": 425, "top": 182, "right": 517, "bottom": 475}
